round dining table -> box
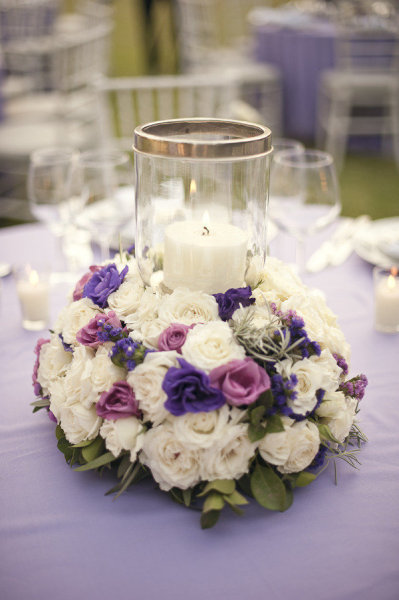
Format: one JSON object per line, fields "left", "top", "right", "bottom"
{"left": 1, "top": 222, "right": 398, "bottom": 600}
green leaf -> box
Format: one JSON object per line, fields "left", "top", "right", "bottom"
{"left": 182, "top": 488, "right": 192, "bottom": 507}
{"left": 283, "top": 483, "right": 294, "bottom": 510}
{"left": 295, "top": 471, "right": 317, "bottom": 487}
{"left": 227, "top": 504, "right": 245, "bottom": 516}
{"left": 57, "top": 437, "right": 71, "bottom": 455}
{"left": 197, "top": 479, "right": 235, "bottom": 497}
{"left": 316, "top": 423, "right": 340, "bottom": 444}
{"left": 203, "top": 492, "right": 225, "bottom": 513}
{"left": 72, "top": 439, "right": 95, "bottom": 448}
{"left": 265, "top": 414, "right": 285, "bottom": 435}
{"left": 237, "top": 474, "right": 253, "bottom": 498}
{"left": 113, "top": 462, "right": 142, "bottom": 500}
{"left": 81, "top": 437, "right": 105, "bottom": 463}
{"left": 224, "top": 490, "right": 249, "bottom": 506}
{"left": 74, "top": 452, "right": 115, "bottom": 472}
{"left": 55, "top": 425, "right": 64, "bottom": 440}
{"left": 256, "top": 389, "right": 274, "bottom": 411}
{"left": 249, "top": 405, "right": 266, "bottom": 426}
{"left": 250, "top": 463, "right": 287, "bottom": 512}
{"left": 31, "top": 398, "right": 50, "bottom": 408}
{"left": 200, "top": 509, "right": 221, "bottom": 529}
{"left": 117, "top": 453, "right": 132, "bottom": 479}
{"left": 248, "top": 423, "right": 267, "bottom": 442}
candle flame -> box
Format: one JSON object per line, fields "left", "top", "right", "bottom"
{"left": 387, "top": 274, "right": 396, "bottom": 290}
{"left": 189, "top": 179, "right": 197, "bottom": 196}
{"left": 29, "top": 269, "right": 39, "bottom": 286}
{"left": 391, "top": 266, "right": 398, "bottom": 277}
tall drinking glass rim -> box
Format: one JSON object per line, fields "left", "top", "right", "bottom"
{"left": 273, "top": 149, "right": 335, "bottom": 168}
{"left": 79, "top": 149, "right": 131, "bottom": 167}
{"left": 30, "top": 146, "right": 78, "bottom": 165}
{"left": 133, "top": 118, "right": 272, "bottom": 159}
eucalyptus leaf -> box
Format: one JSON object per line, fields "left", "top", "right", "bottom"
{"left": 226, "top": 504, "right": 244, "bottom": 517}
{"left": 250, "top": 464, "right": 287, "bottom": 512}
{"left": 203, "top": 492, "right": 225, "bottom": 513}
{"left": 82, "top": 437, "right": 105, "bottom": 463}
{"left": 295, "top": 471, "right": 317, "bottom": 487}
{"left": 265, "top": 414, "right": 285, "bottom": 435}
{"left": 74, "top": 452, "right": 115, "bottom": 472}
{"left": 224, "top": 490, "right": 249, "bottom": 506}
{"left": 200, "top": 509, "right": 221, "bottom": 529}
{"left": 197, "top": 479, "right": 235, "bottom": 497}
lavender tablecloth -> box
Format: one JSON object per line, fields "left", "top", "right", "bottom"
{"left": 252, "top": 19, "right": 335, "bottom": 140}
{"left": 1, "top": 223, "right": 398, "bottom": 600}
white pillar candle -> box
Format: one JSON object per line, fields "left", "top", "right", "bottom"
{"left": 16, "top": 268, "right": 49, "bottom": 327}
{"left": 163, "top": 219, "right": 248, "bottom": 294}
{"left": 374, "top": 267, "right": 399, "bottom": 333}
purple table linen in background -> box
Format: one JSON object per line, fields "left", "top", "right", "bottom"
{"left": 253, "top": 23, "right": 336, "bottom": 140}
{"left": 0, "top": 224, "right": 399, "bottom": 600}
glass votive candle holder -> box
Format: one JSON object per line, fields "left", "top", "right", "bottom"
{"left": 373, "top": 266, "right": 399, "bottom": 333}
{"left": 14, "top": 265, "right": 50, "bottom": 331}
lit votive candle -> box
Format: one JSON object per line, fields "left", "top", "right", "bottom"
{"left": 15, "top": 266, "right": 50, "bottom": 331}
{"left": 163, "top": 216, "right": 248, "bottom": 294}
{"left": 374, "top": 266, "right": 399, "bottom": 333}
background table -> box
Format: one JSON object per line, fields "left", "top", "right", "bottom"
{"left": 251, "top": 10, "right": 335, "bottom": 140}
{"left": 1, "top": 223, "right": 399, "bottom": 600}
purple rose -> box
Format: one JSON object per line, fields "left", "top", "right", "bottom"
{"left": 32, "top": 337, "right": 50, "bottom": 396}
{"left": 82, "top": 263, "right": 128, "bottom": 309}
{"left": 73, "top": 265, "right": 103, "bottom": 301}
{"left": 213, "top": 286, "right": 255, "bottom": 321}
{"left": 96, "top": 381, "right": 140, "bottom": 420}
{"left": 76, "top": 311, "right": 122, "bottom": 348}
{"left": 209, "top": 357, "right": 270, "bottom": 406}
{"left": 162, "top": 358, "right": 225, "bottom": 416}
{"left": 158, "top": 323, "right": 192, "bottom": 353}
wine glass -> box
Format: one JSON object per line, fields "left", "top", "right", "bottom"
{"left": 28, "top": 146, "right": 82, "bottom": 273}
{"left": 270, "top": 149, "right": 341, "bottom": 274}
{"left": 75, "top": 150, "right": 134, "bottom": 262}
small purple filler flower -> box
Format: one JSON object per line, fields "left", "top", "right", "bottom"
{"left": 32, "top": 338, "right": 50, "bottom": 396}
{"left": 82, "top": 263, "right": 128, "bottom": 309}
{"left": 158, "top": 323, "right": 191, "bottom": 353}
{"left": 76, "top": 311, "right": 123, "bottom": 348}
{"left": 96, "top": 381, "right": 140, "bottom": 420}
{"left": 213, "top": 286, "right": 255, "bottom": 321}
{"left": 162, "top": 358, "right": 225, "bottom": 416}
{"left": 73, "top": 265, "right": 103, "bottom": 301}
{"left": 210, "top": 357, "right": 271, "bottom": 406}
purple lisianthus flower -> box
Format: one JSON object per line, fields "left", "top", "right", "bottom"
{"left": 158, "top": 323, "right": 194, "bottom": 353}
{"left": 73, "top": 265, "right": 103, "bottom": 301}
{"left": 96, "top": 381, "right": 140, "bottom": 420}
{"left": 76, "top": 311, "right": 123, "bottom": 348}
{"left": 82, "top": 263, "right": 128, "bottom": 309}
{"left": 32, "top": 337, "right": 50, "bottom": 396}
{"left": 47, "top": 409, "right": 57, "bottom": 423}
{"left": 162, "top": 358, "right": 225, "bottom": 416}
{"left": 213, "top": 286, "right": 255, "bottom": 321}
{"left": 209, "top": 357, "right": 271, "bottom": 406}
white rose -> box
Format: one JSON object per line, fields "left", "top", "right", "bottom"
{"left": 275, "top": 357, "right": 325, "bottom": 416}
{"left": 60, "top": 298, "right": 99, "bottom": 345}
{"left": 157, "top": 287, "right": 219, "bottom": 327}
{"left": 100, "top": 417, "right": 144, "bottom": 461}
{"left": 139, "top": 317, "right": 168, "bottom": 349}
{"left": 60, "top": 402, "right": 102, "bottom": 445}
{"left": 47, "top": 378, "right": 67, "bottom": 422}
{"left": 316, "top": 391, "right": 357, "bottom": 443}
{"left": 258, "top": 416, "right": 294, "bottom": 466}
{"left": 278, "top": 420, "right": 320, "bottom": 474}
{"left": 310, "top": 348, "right": 342, "bottom": 393}
{"left": 258, "top": 257, "right": 306, "bottom": 302}
{"left": 107, "top": 279, "right": 145, "bottom": 320}
{"left": 140, "top": 422, "right": 201, "bottom": 491}
{"left": 64, "top": 345, "right": 98, "bottom": 408}
{"left": 37, "top": 335, "right": 73, "bottom": 395}
{"left": 91, "top": 344, "right": 126, "bottom": 393}
{"left": 125, "top": 288, "right": 161, "bottom": 331}
{"left": 111, "top": 255, "right": 140, "bottom": 281}
{"left": 181, "top": 321, "right": 245, "bottom": 372}
{"left": 201, "top": 420, "right": 257, "bottom": 481}
{"left": 127, "top": 351, "right": 179, "bottom": 425}
{"left": 245, "top": 254, "right": 264, "bottom": 289}
{"left": 170, "top": 404, "right": 231, "bottom": 449}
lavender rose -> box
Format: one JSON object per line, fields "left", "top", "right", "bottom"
{"left": 209, "top": 357, "right": 271, "bottom": 406}
{"left": 96, "top": 381, "right": 140, "bottom": 420}
{"left": 213, "top": 286, "right": 255, "bottom": 321}
{"left": 158, "top": 323, "right": 192, "bottom": 353}
{"left": 82, "top": 264, "right": 128, "bottom": 309}
{"left": 162, "top": 358, "right": 225, "bottom": 416}
{"left": 76, "top": 311, "right": 122, "bottom": 349}
{"left": 73, "top": 265, "right": 102, "bottom": 301}
{"left": 32, "top": 337, "right": 50, "bottom": 396}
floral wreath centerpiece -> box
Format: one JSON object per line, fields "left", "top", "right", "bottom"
{"left": 32, "top": 120, "right": 367, "bottom": 528}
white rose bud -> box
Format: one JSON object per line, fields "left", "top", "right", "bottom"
{"left": 64, "top": 345, "right": 97, "bottom": 408}
{"left": 170, "top": 404, "right": 231, "bottom": 449}
{"left": 157, "top": 287, "right": 219, "bottom": 327}
{"left": 258, "top": 416, "right": 294, "bottom": 466}
{"left": 37, "top": 334, "right": 73, "bottom": 395}
{"left": 91, "top": 344, "right": 126, "bottom": 394}
{"left": 278, "top": 420, "right": 320, "bottom": 474}
{"left": 181, "top": 321, "right": 245, "bottom": 372}
{"left": 316, "top": 391, "right": 357, "bottom": 443}
{"left": 60, "top": 403, "right": 102, "bottom": 445}
{"left": 107, "top": 279, "right": 145, "bottom": 320}
{"left": 100, "top": 417, "right": 144, "bottom": 461}
{"left": 60, "top": 298, "right": 99, "bottom": 345}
